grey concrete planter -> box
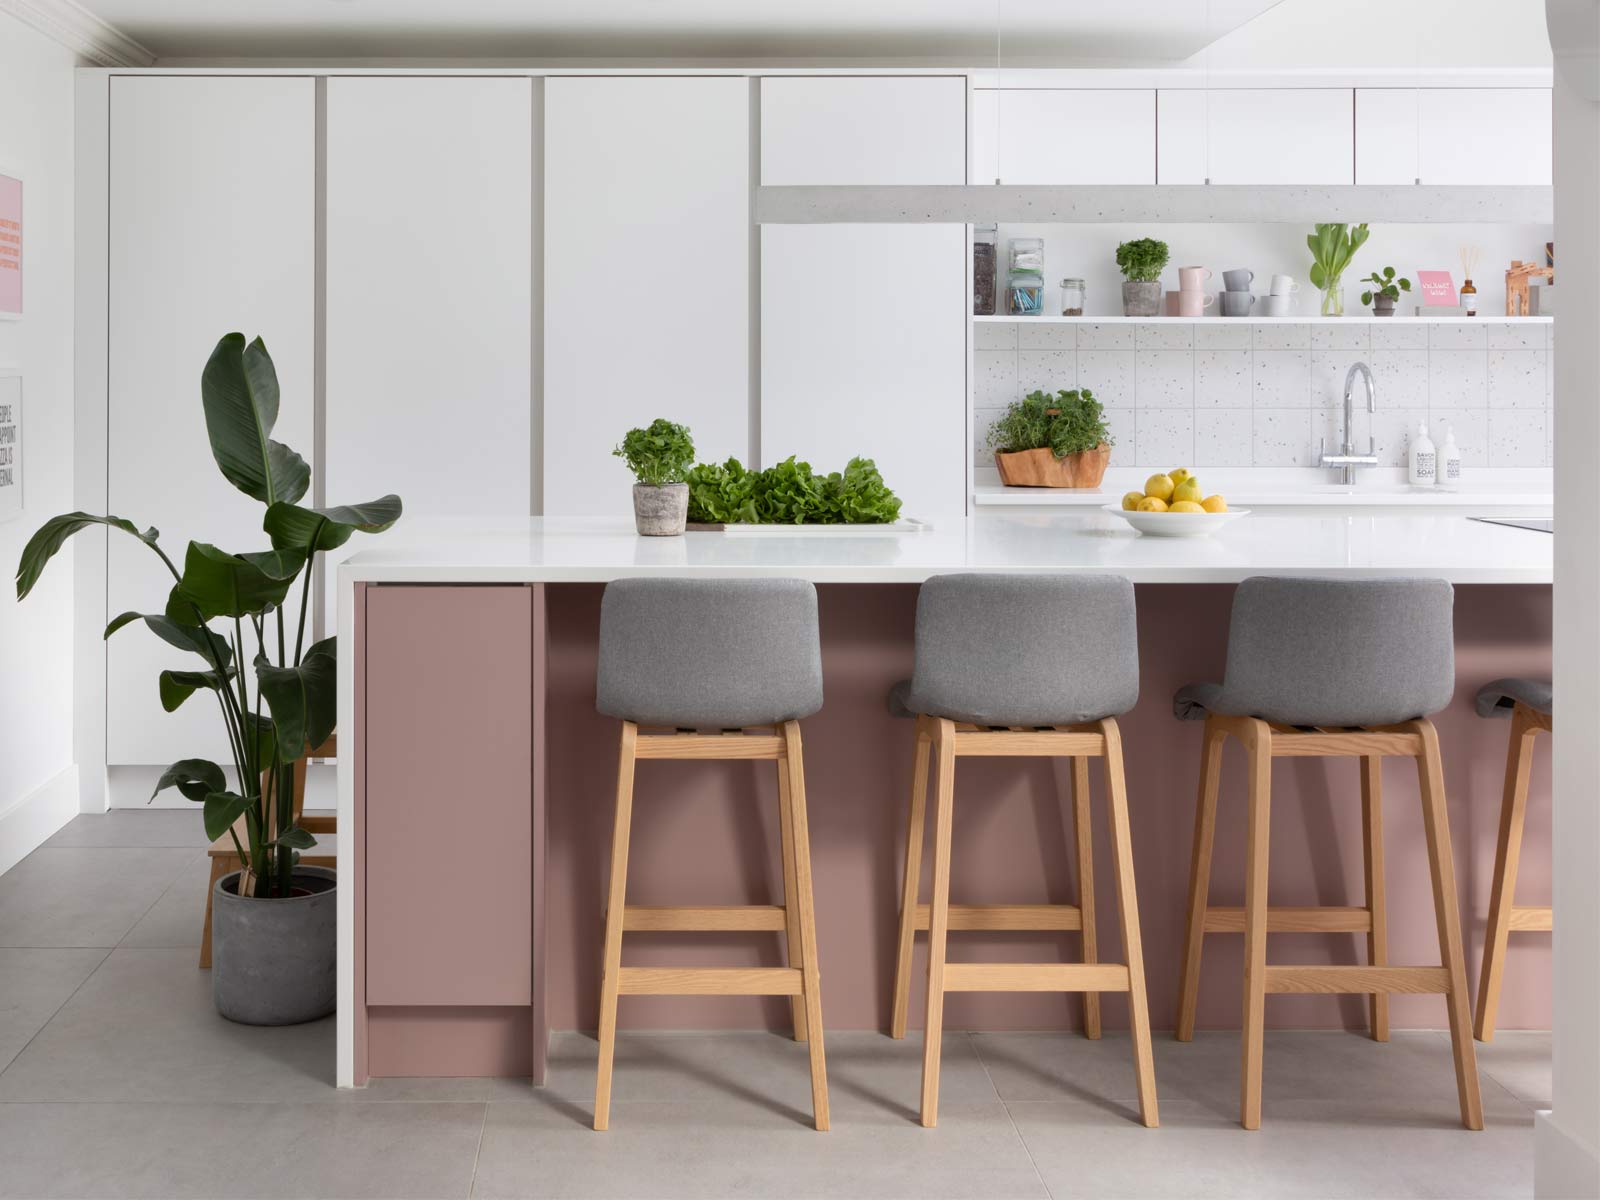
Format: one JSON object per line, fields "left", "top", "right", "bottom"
{"left": 1372, "top": 295, "right": 1397, "bottom": 317}
{"left": 633, "top": 483, "right": 689, "bottom": 536}
{"left": 1122, "top": 279, "right": 1163, "bottom": 317}
{"left": 212, "top": 866, "right": 336, "bottom": 1026}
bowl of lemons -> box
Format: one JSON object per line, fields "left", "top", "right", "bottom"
{"left": 1102, "top": 469, "right": 1248, "bottom": 537}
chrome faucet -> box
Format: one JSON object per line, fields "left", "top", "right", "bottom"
{"left": 1319, "top": 361, "right": 1379, "bottom": 485}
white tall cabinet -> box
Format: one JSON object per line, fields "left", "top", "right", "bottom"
{"left": 324, "top": 77, "right": 533, "bottom": 613}
{"left": 759, "top": 77, "right": 967, "bottom": 521}
{"left": 107, "top": 77, "right": 316, "bottom": 764}
{"left": 543, "top": 77, "right": 750, "bottom": 515}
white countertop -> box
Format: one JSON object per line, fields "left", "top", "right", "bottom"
{"left": 338, "top": 512, "right": 1553, "bottom": 586}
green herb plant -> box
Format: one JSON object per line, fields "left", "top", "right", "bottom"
{"left": 613, "top": 418, "right": 696, "bottom": 486}
{"left": 685, "top": 456, "right": 903, "bottom": 525}
{"left": 14, "top": 333, "right": 402, "bottom": 899}
{"left": 1359, "top": 266, "right": 1412, "bottom": 306}
{"left": 1307, "top": 222, "right": 1370, "bottom": 316}
{"left": 986, "top": 389, "right": 1112, "bottom": 459}
{"left": 1114, "top": 238, "right": 1170, "bottom": 282}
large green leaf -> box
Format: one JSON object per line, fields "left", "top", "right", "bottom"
{"left": 158, "top": 666, "right": 236, "bottom": 712}
{"left": 263, "top": 495, "right": 403, "bottom": 552}
{"left": 273, "top": 825, "right": 317, "bottom": 850}
{"left": 152, "top": 759, "right": 226, "bottom": 803}
{"left": 255, "top": 637, "right": 336, "bottom": 761}
{"left": 200, "top": 333, "right": 310, "bottom": 506}
{"left": 242, "top": 711, "right": 277, "bottom": 769}
{"left": 166, "top": 542, "right": 305, "bottom": 623}
{"left": 202, "top": 790, "right": 255, "bottom": 843}
{"left": 105, "top": 610, "right": 233, "bottom": 669}
{"left": 16, "top": 513, "right": 159, "bottom": 601}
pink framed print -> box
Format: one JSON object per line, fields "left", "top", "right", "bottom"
{"left": 1417, "top": 270, "right": 1457, "bottom": 307}
{"left": 0, "top": 167, "right": 20, "bottom": 320}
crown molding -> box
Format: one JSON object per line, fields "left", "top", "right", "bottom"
{"left": 0, "top": 0, "right": 155, "bottom": 67}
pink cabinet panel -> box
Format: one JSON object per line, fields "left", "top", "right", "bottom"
{"left": 364, "top": 585, "right": 534, "bottom": 1007}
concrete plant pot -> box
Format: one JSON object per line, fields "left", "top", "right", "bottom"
{"left": 212, "top": 866, "right": 336, "bottom": 1026}
{"left": 1372, "top": 294, "right": 1397, "bottom": 317}
{"left": 1121, "top": 279, "right": 1163, "bottom": 317}
{"left": 633, "top": 482, "right": 689, "bottom": 536}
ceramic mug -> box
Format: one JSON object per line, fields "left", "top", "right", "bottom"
{"left": 1219, "top": 290, "right": 1255, "bottom": 317}
{"left": 1165, "top": 290, "right": 1182, "bottom": 316}
{"left": 1270, "top": 274, "right": 1300, "bottom": 297}
{"left": 1260, "top": 294, "right": 1293, "bottom": 317}
{"left": 1223, "top": 268, "right": 1255, "bottom": 292}
{"left": 1178, "top": 289, "right": 1217, "bottom": 317}
{"left": 1178, "top": 266, "right": 1212, "bottom": 292}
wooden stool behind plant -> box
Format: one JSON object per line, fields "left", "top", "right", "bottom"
{"left": 198, "top": 734, "right": 337, "bottom": 968}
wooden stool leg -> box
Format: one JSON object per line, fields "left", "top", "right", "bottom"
{"left": 777, "top": 748, "right": 809, "bottom": 1044}
{"left": 1240, "top": 720, "right": 1271, "bottom": 1131}
{"left": 1176, "top": 720, "right": 1224, "bottom": 1041}
{"left": 1071, "top": 755, "right": 1102, "bottom": 1040}
{"left": 781, "top": 721, "right": 829, "bottom": 1131}
{"left": 1412, "top": 720, "right": 1485, "bottom": 1131}
{"left": 1476, "top": 704, "right": 1538, "bottom": 1042}
{"left": 1100, "top": 719, "right": 1159, "bottom": 1128}
{"left": 919, "top": 718, "right": 957, "bottom": 1128}
{"left": 890, "top": 714, "right": 932, "bottom": 1039}
{"left": 1361, "top": 756, "right": 1389, "bottom": 1042}
{"left": 197, "top": 854, "right": 235, "bottom": 969}
{"left": 593, "top": 722, "right": 638, "bottom": 1132}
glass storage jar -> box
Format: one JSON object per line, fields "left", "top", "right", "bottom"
{"left": 1007, "top": 272, "right": 1044, "bottom": 315}
{"left": 973, "top": 225, "right": 997, "bottom": 316}
{"left": 1060, "top": 277, "right": 1086, "bottom": 316}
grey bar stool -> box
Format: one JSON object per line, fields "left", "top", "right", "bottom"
{"left": 887, "top": 574, "right": 1158, "bottom": 1129}
{"left": 1473, "top": 677, "right": 1553, "bottom": 1042}
{"left": 1172, "top": 577, "right": 1483, "bottom": 1131}
{"left": 593, "top": 578, "right": 829, "bottom": 1131}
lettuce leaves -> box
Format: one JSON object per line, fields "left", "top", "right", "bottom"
{"left": 686, "top": 455, "right": 902, "bottom": 525}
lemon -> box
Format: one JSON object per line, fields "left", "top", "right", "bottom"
{"left": 1169, "top": 468, "right": 1193, "bottom": 487}
{"left": 1137, "top": 496, "right": 1169, "bottom": 513}
{"left": 1201, "top": 494, "right": 1229, "bottom": 513}
{"left": 1172, "top": 477, "right": 1203, "bottom": 505}
{"left": 1121, "top": 491, "right": 1144, "bottom": 511}
{"left": 1143, "top": 473, "right": 1175, "bottom": 502}
{"left": 1170, "top": 500, "right": 1205, "bottom": 513}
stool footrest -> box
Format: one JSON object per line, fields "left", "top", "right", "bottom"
{"left": 951, "top": 730, "right": 1106, "bottom": 757}
{"left": 1263, "top": 965, "right": 1450, "bottom": 995}
{"left": 634, "top": 732, "right": 784, "bottom": 760}
{"left": 1510, "top": 905, "right": 1552, "bottom": 932}
{"left": 616, "top": 967, "right": 804, "bottom": 996}
{"left": 1204, "top": 906, "right": 1372, "bottom": 933}
{"left": 622, "top": 905, "right": 788, "bottom": 932}
{"left": 942, "top": 962, "right": 1130, "bottom": 993}
{"left": 914, "top": 903, "right": 1082, "bottom": 932}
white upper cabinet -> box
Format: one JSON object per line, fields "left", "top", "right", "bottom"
{"left": 1356, "top": 87, "right": 1551, "bottom": 185}
{"left": 971, "top": 90, "right": 1156, "bottom": 184}
{"left": 544, "top": 77, "right": 749, "bottom": 516}
{"left": 1158, "top": 89, "right": 1354, "bottom": 184}
{"left": 761, "top": 76, "right": 966, "bottom": 184}
{"left": 107, "top": 77, "right": 315, "bottom": 764}
{"left": 324, "top": 77, "right": 533, "bottom": 607}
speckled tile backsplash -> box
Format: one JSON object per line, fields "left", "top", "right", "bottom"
{"left": 973, "top": 321, "right": 1554, "bottom": 472}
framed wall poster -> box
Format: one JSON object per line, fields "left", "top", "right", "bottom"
{"left": 0, "top": 369, "right": 20, "bottom": 522}
{"left": 0, "top": 166, "right": 18, "bottom": 319}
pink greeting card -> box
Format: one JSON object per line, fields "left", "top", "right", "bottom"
{"left": 1417, "top": 270, "right": 1456, "bottom": 307}
{"left": 0, "top": 171, "right": 19, "bottom": 318}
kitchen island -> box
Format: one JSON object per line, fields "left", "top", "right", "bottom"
{"left": 335, "top": 513, "right": 1553, "bottom": 1087}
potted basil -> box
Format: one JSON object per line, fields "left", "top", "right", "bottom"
{"left": 615, "top": 418, "right": 695, "bottom": 536}
{"left": 1116, "top": 238, "right": 1169, "bottom": 317}
{"left": 15, "top": 333, "right": 402, "bottom": 1025}
{"left": 987, "top": 388, "right": 1114, "bottom": 488}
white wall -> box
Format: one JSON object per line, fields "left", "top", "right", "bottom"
{"left": 0, "top": 15, "right": 82, "bottom": 869}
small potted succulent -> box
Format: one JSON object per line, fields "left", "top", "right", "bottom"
{"left": 615, "top": 418, "right": 695, "bottom": 536}
{"left": 987, "top": 388, "right": 1113, "bottom": 488}
{"left": 1359, "top": 266, "right": 1411, "bottom": 317}
{"left": 1115, "top": 238, "right": 1169, "bottom": 317}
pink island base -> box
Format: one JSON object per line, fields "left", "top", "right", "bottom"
{"left": 358, "top": 582, "right": 1552, "bottom": 1079}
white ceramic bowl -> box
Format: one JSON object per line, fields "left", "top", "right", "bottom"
{"left": 1101, "top": 503, "right": 1250, "bottom": 538}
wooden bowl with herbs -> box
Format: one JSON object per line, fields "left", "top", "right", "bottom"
{"left": 987, "top": 389, "right": 1113, "bottom": 488}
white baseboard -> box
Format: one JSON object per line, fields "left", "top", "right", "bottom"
{"left": 1537, "top": 1110, "right": 1600, "bottom": 1199}
{"left": 0, "top": 765, "right": 80, "bottom": 877}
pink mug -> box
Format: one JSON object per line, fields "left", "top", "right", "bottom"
{"left": 1177, "top": 289, "right": 1216, "bottom": 317}
{"left": 1178, "top": 266, "right": 1212, "bottom": 292}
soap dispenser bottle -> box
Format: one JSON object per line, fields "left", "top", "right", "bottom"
{"left": 1409, "top": 421, "right": 1437, "bottom": 487}
{"left": 1439, "top": 423, "right": 1462, "bottom": 489}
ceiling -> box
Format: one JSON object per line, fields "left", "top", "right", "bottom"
{"left": 75, "top": 0, "right": 1286, "bottom": 63}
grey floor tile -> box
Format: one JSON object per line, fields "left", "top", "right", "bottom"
{"left": 1465, "top": 1030, "right": 1552, "bottom": 1106}
{"left": 1008, "top": 1097, "right": 1533, "bottom": 1200}
{"left": 0, "top": 947, "right": 336, "bottom": 1102}
{"left": 44, "top": 810, "right": 211, "bottom": 849}
{"left": 119, "top": 854, "right": 211, "bottom": 948}
{"left": 0, "top": 949, "right": 108, "bottom": 1073}
{"left": 0, "top": 1101, "right": 484, "bottom": 1199}
{"left": 0, "top": 848, "right": 196, "bottom": 948}
{"left": 471, "top": 1098, "right": 1046, "bottom": 1199}
{"left": 541, "top": 1029, "right": 996, "bottom": 1119}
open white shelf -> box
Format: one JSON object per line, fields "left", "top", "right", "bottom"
{"left": 972, "top": 314, "right": 1553, "bottom": 324}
